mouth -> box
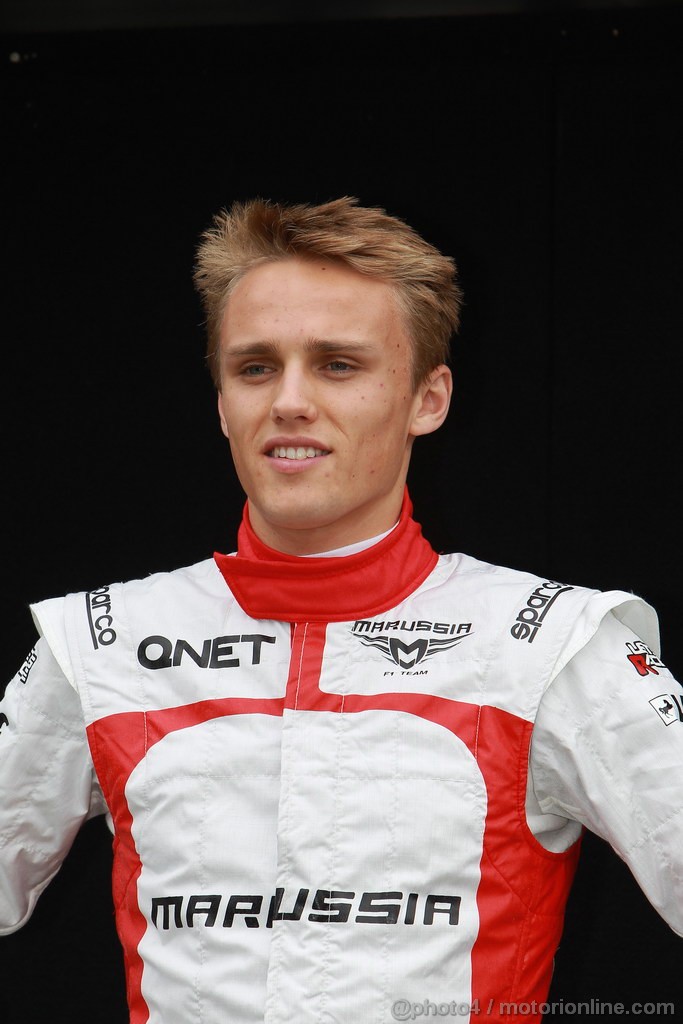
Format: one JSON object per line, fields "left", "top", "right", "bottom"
{"left": 266, "top": 445, "right": 331, "bottom": 461}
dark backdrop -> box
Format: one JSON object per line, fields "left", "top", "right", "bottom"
{"left": 2, "top": 4, "right": 682, "bottom": 1021}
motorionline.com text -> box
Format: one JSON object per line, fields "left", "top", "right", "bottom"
{"left": 390, "top": 998, "right": 675, "bottom": 1019}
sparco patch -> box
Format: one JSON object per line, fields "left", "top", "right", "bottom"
{"left": 510, "top": 581, "right": 574, "bottom": 643}
{"left": 351, "top": 620, "right": 473, "bottom": 669}
{"left": 86, "top": 585, "right": 117, "bottom": 650}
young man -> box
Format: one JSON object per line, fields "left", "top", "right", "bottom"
{"left": 1, "top": 197, "right": 681, "bottom": 1024}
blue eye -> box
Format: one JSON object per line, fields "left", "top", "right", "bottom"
{"left": 327, "top": 361, "right": 352, "bottom": 372}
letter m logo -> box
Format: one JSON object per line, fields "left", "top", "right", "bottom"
{"left": 354, "top": 631, "right": 468, "bottom": 668}
{"left": 388, "top": 638, "right": 429, "bottom": 669}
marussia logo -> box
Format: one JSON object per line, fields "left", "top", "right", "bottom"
{"left": 626, "top": 640, "right": 665, "bottom": 677}
{"left": 352, "top": 621, "right": 473, "bottom": 669}
{"left": 356, "top": 635, "right": 467, "bottom": 669}
{"left": 649, "top": 693, "right": 683, "bottom": 726}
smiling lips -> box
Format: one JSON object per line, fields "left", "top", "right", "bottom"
{"left": 267, "top": 446, "right": 330, "bottom": 461}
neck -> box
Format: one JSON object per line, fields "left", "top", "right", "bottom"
{"left": 213, "top": 488, "right": 438, "bottom": 622}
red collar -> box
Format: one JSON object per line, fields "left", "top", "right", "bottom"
{"left": 213, "top": 491, "right": 437, "bottom": 623}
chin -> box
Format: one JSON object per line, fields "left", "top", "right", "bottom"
{"left": 267, "top": 505, "right": 333, "bottom": 531}
{"left": 256, "top": 494, "right": 341, "bottom": 531}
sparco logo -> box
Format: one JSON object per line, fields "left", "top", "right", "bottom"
{"left": 86, "top": 586, "right": 117, "bottom": 649}
{"left": 352, "top": 620, "right": 473, "bottom": 669}
{"left": 151, "top": 887, "right": 461, "bottom": 930}
{"left": 510, "top": 581, "right": 573, "bottom": 643}
{"left": 137, "top": 633, "right": 276, "bottom": 670}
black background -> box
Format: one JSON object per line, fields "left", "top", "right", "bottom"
{"left": 1, "top": 2, "right": 682, "bottom": 1021}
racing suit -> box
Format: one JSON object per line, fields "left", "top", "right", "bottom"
{"left": 1, "top": 492, "right": 682, "bottom": 1024}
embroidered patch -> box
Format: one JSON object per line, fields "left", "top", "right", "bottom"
{"left": 626, "top": 640, "right": 665, "bottom": 677}
{"left": 649, "top": 693, "right": 683, "bottom": 725}
{"left": 351, "top": 620, "right": 473, "bottom": 669}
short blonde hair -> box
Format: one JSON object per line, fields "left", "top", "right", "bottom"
{"left": 193, "top": 196, "right": 462, "bottom": 390}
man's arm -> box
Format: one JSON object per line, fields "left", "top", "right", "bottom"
{"left": 530, "top": 609, "right": 683, "bottom": 935}
{"left": 0, "top": 636, "right": 106, "bottom": 934}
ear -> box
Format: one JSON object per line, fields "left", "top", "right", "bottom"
{"left": 217, "top": 391, "right": 229, "bottom": 439}
{"left": 409, "top": 364, "right": 452, "bottom": 437}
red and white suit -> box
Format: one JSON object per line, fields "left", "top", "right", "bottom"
{"left": 1, "top": 493, "right": 682, "bottom": 1023}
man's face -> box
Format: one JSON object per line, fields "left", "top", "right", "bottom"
{"left": 217, "top": 257, "right": 451, "bottom": 554}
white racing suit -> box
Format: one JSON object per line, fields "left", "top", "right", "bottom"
{"left": 1, "top": 493, "right": 682, "bottom": 1023}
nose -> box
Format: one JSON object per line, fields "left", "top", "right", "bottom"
{"left": 270, "top": 364, "right": 317, "bottom": 424}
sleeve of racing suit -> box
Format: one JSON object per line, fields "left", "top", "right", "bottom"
{"left": 530, "top": 609, "right": 683, "bottom": 935}
{"left": 0, "top": 636, "right": 107, "bottom": 935}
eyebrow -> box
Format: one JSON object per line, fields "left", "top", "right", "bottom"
{"left": 222, "top": 338, "right": 376, "bottom": 359}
